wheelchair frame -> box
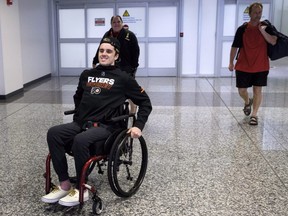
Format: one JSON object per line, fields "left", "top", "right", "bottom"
{"left": 43, "top": 102, "right": 148, "bottom": 215}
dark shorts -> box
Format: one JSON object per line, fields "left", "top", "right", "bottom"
{"left": 236, "top": 70, "right": 269, "bottom": 88}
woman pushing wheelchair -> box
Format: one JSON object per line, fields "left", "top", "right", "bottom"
{"left": 41, "top": 37, "right": 152, "bottom": 207}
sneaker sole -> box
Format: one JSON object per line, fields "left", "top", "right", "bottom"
{"left": 58, "top": 197, "right": 89, "bottom": 207}
{"left": 41, "top": 197, "right": 60, "bottom": 204}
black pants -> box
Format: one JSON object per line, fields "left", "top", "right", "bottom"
{"left": 120, "top": 65, "right": 137, "bottom": 78}
{"left": 46, "top": 122, "right": 112, "bottom": 188}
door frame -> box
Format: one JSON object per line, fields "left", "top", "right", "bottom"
{"left": 51, "top": 0, "right": 181, "bottom": 77}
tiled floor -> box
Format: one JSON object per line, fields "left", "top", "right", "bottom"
{"left": 1, "top": 58, "right": 288, "bottom": 215}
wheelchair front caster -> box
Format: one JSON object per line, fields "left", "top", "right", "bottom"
{"left": 92, "top": 196, "right": 103, "bottom": 215}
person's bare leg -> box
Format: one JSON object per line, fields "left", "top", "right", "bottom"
{"left": 238, "top": 88, "right": 250, "bottom": 105}
{"left": 251, "top": 86, "right": 262, "bottom": 117}
{"left": 60, "top": 179, "right": 71, "bottom": 191}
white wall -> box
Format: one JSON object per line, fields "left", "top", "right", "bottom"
{"left": 181, "top": 0, "right": 217, "bottom": 76}
{"left": 181, "top": 0, "right": 199, "bottom": 75}
{"left": 281, "top": 0, "right": 288, "bottom": 35}
{"left": 0, "top": 18, "right": 4, "bottom": 94}
{"left": 19, "top": 0, "right": 51, "bottom": 84}
{"left": 198, "top": 0, "right": 217, "bottom": 75}
{"left": 0, "top": 0, "right": 23, "bottom": 96}
{"left": 0, "top": 0, "right": 51, "bottom": 97}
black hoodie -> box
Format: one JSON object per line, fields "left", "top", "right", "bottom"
{"left": 73, "top": 65, "right": 152, "bottom": 130}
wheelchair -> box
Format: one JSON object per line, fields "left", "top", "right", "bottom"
{"left": 43, "top": 102, "right": 148, "bottom": 215}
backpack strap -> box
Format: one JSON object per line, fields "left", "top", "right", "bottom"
{"left": 236, "top": 22, "right": 248, "bottom": 60}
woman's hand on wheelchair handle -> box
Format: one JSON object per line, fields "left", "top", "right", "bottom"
{"left": 127, "top": 127, "right": 142, "bottom": 138}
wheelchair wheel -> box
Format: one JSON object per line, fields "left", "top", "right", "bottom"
{"left": 107, "top": 130, "right": 148, "bottom": 197}
{"left": 92, "top": 196, "right": 103, "bottom": 215}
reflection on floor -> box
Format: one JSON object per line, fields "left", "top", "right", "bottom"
{"left": 1, "top": 58, "right": 288, "bottom": 215}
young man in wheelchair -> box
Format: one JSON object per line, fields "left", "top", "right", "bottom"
{"left": 41, "top": 37, "right": 152, "bottom": 206}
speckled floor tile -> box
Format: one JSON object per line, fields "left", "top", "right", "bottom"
{"left": 1, "top": 61, "right": 288, "bottom": 215}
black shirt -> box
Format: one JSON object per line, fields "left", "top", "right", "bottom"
{"left": 73, "top": 65, "right": 152, "bottom": 130}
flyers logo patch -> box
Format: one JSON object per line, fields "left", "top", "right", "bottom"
{"left": 91, "top": 87, "right": 101, "bottom": 94}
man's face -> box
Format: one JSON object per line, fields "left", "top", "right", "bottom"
{"left": 249, "top": 5, "right": 262, "bottom": 23}
{"left": 98, "top": 43, "right": 119, "bottom": 66}
{"left": 111, "top": 17, "right": 123, "bottom": 33}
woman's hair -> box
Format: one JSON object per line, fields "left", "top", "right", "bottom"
{"left": 110, "top": 15, "right": 123, "bottom": 24}
{"left": 249, "top": 2, "right": 263, "bottom": 15}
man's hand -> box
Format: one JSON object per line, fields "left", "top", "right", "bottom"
{"left": 127, "top": 127, "right": 142, "bottom": 138}
{"left": 228, "top": 63, "right": 234, "bottom": 72}
{"left": 229, "top": 47, "right": 238, "bottom": 72}
{"left": 259, "top": 24, "right": 267, "bottom": 32}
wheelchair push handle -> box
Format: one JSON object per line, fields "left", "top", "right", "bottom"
{"left": 110, "top": 114, "right": 132, "bottom": 122}
{"left": 64, "top": 110, "right": 76, "bottom": 115}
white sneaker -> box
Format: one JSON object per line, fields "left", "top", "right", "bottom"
{"left": 41, "top": 186, "right": 71, "bottom": 203}
{"left": 58, "top": 189, "right": 89, "bottom": 207}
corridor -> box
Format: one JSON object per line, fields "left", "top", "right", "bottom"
{"left": 1, "top": 59, "right": 288, "bottom": 215}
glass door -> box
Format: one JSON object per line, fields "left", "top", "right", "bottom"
{"left": 55, "top": 0, "right": 180, "bottom": 77}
